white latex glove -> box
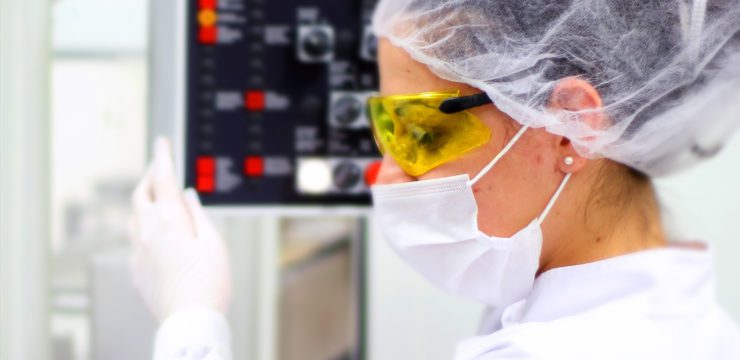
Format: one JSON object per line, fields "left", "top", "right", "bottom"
{"left": 128, "top": 138, "right": 233, "bottom": 322}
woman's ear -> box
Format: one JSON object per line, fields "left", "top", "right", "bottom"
{"left": 550, "top": 76, "right": 604, "bottom": 127}
{"left": 549, "top": 77, "right": 605, "bottom": 173}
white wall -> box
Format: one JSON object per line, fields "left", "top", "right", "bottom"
{"left": 655, "top": 130, "right": 740, "bottom": 322}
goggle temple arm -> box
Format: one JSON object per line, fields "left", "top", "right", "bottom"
{"left": 439, "top": 92, "right": 493, "bottom": 114}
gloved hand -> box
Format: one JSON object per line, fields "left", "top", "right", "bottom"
{"left": 128, "top": 138, "right": 233, "bottom": 322}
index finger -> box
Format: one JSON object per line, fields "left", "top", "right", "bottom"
{"left": 132, "top": 164, "right": 154, "bottom": 215}
{"left": 151, "top": 137, "right": 182, "bottom": 203}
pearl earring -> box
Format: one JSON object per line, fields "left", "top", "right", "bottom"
{"left": 563, "top": 156, "right": 574, "bottom": 166}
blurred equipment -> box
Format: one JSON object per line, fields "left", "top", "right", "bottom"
{"left": 278, "top": 218, "right": 360, "bottom": 360}
{"left": 151, "top": 1, "right": 380, "bottom": 359}
{"left": 181, "top": 0, "right": 381, "bottom": 206}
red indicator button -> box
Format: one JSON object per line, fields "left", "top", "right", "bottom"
{"left": 245, "top": 90, "right": 265, "bottom": 111}
{"left": 199, "top": 26, "right": 218, "bottom": 45}
{"left": 199, "top": 0, "right": 217, "bottom": 9}
{"left": 364, "top": 160, "right": 382, "bottom": 186}
{"left": 196, "top": 156, "right": 216, "bottom": 176}
{"left": 244, "top": 156, "right": 264, "bottom": 177}
{"left": 196, "top": 176, "right": 215, "bottom": 193}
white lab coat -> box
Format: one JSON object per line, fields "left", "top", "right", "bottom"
{"left": 457, "top": 246, "right": 740, "bottom": 360}
{"left": 154, "top": 246, "right": 740, "bottom": 360}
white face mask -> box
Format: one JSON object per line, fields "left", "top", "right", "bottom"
{"left": 371, "top": 125, "right": 571, "bottom": 307}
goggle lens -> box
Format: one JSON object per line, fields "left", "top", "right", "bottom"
{"left": 367, "top": 91, "right": 491, "bottom": 176}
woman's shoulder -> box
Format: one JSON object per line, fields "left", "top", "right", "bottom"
{"left": 457, "top": 303, "right": 740, "bottom": 360}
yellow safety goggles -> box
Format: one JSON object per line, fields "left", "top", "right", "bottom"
{"left": 367, "top": 90, "right": 493, "bottom": 176}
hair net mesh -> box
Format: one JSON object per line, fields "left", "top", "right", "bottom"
{"left": 372, "top": 0, "right": 740, "bottom": 176}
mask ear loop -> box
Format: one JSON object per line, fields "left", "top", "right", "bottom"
{"left": 536, "top": 172, "right": 572, "bottom": 226}
{"left": 464, "top": 123, "right": 571, "bottom": 225}
{"left": 467, "top": 125, "right": 530, "bottom": 186}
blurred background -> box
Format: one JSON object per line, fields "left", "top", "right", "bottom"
{"left": 1, "top": 0, "right": 739, "bottom": 360}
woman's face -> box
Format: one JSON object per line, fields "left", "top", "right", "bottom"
{"left": 374, "top": 39, "right": 571, "bottom": 238}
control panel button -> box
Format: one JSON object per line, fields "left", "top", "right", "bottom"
{"left": 196, "top": 176, "right": 215, "bottom": 193}
{"left": 333, "top": 161, "right": 362, "bottom": 190}
{"left": 198, "top": 9, "right": 218, "bottom": 27}
{"left": 332, "top": 95, "right": 362, "bottom": 126}
{"left": 303, "top": 29, "right": 331, "bottom": 57}
{"left": 297, "top": 25, "right": 335, "bottom": 63}
{"left": 364, "top": 160, "right": 382, "bottom": 186}
{"left": 199, "top": 26, "right": 218, "bottom": 45}
{"left": 245, "top": 90, "right": 265, "bottom": 111}
{"left": 197, "top": 156, "right": 216, "bottom": 176}
{"left": 329, "top": 91, "right": 375, "bottom": 129}
{"left": 297, "top": 159, "right": 332, "bottom": 194}
{"left": 198, "top": 0, "right": 217, "bottom": 9}
{"left": 244, "top": 156, "right": 264, "bottom": 177}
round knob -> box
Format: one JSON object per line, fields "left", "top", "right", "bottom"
{"left": 333, "top": 161, "right": 362, "bottom": 191}
{"left": 333, "top": 96, "right": 362, "bottom": 126}
{"left": 301, "top": 28, "right": 332, "bottom": 58}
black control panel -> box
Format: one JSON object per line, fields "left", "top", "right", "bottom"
{"left": 185, "top": 0, "right": 380, "bottom": 206}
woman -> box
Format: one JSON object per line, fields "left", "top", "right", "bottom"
{"left": 130, "top": 1, "right": 740, "bottom": 359}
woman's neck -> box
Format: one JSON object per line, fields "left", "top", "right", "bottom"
{"left": 539, "top": 172, "right": 667, "bottom": 275}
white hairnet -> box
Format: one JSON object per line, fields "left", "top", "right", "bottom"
{"left": 372, "top": 0, "right": 740, "bottom": 176}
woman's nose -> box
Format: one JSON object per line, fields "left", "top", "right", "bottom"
{"left": 374, "top": 155, "right": 415, "bottom": 185}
